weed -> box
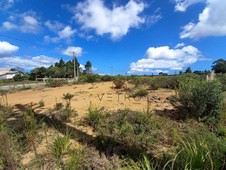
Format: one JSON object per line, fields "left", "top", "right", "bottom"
{"left": 63, "top": 93, "right": 74, "bottom": 103}
{"left": 86, "top": 105, "right": 105, "bottom": 130}
{"left": 38, "top": 99, "right": 45, "bottom": 107}
{"left": 51, "top": 129, "right": 71, "bottom": 164}
{"left": 131, "top": 88, "right": 149, "bottom": 98}
{"left": 0, "top": 132, "right": 17, "bottom": 170}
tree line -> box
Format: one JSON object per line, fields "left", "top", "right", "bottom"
{"left": 11, "top": 58, "right": 226, "bottom": 81}
{"left": 29, "top": 59, "right": 92, "bottom": 80}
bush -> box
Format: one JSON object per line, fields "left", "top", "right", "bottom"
{"left": 176, "top": 79, "right": 223, "bottom": 124}
{"left": 113, "top": 77, "right": 126, "bottom": 89}
{"left": 86, "top": 74, "right": 101, "bottom": 83}
{"left": 45, "top": 79, "right": 68, "bottom": 87}
{"left": 87, "top": 109, "right": 164, "bottom": 157}
{"left": 216, "top": 73, "right": 226, "bottom": 91}
{"left": 85, "top": 105, "right": 105, "bottom": 131}
{"left": 101, "top": 75, "right": 113, "bottom": 82}
{"left": 131, "top": 88, "right": 149, "bottom": 98}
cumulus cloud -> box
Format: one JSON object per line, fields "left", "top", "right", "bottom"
{"left": 44, "top": 25, "right": 76, "bottom": 43}
{"left": 174, "top": 0, "right": 204, "bottom": 12}
{"left": 58, "top": 26, "right": 76, "bottom": 39}
{"left": 0, "top": 55, "right": 59, "bottom": 69}
{"left": 74, "top": 0, "right": 145, "bottom": 40}
{"left": 1, "top": 11, "right": 41, "bottom": 33}
{"left": 180, "top": 0, "right": 226, "bottom": 39}
{"left": 62, "top": 46, "right": 82, "bottom": 57}
{"left": 129, "top": 45, "right": 202, "bottom": 73}
{"left": 0, "top": 41, "right": 19, "bottom": 57}
{"left": 175, "top": 43, "right": 185, "bottom": 48}
{"left": 44, "top": 20, "right": 64, "bottom": 31}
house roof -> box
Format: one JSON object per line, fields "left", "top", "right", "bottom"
{"left": 0, "top": 68, "right": 18, "bottom": 76}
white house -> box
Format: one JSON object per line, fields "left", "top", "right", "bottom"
{"left": 0, "top": 68, "right": 18, "bottom": 80}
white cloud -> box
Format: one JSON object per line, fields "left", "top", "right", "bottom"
{"left": 174, "top": 0, "right": 204, "bottom": 12}
{"left": 1, "top": 11, "right": 41, "bottom": 33}
{"left": 175, "top": 43, "right": 185, "bottom": 48}
{"left": 58, "top": 26, "right": 76, "bottom": 39}
{"left": 44, "top": 26, "right": 76, "bottom": 43}
{"left": 0, "top": 0, "right": 14, "bottom": 10}
{"left": 74, "top": 0, "right": 145, "bottom": 40}
{"left": 180, "top": 0, "right": 226, "bottom": 39}
{"left": 62, "top": 46, "right": 82, "bottom": 57}
{"left": 0, "top": 41, "right": 19, "bottom": 57}
{"left": 129, "top": 45, "right": 202, "bottom": 73}
{"left": 0, "top": 55, "right": 58, "bottom": 69}
{"left": 2, "top": 21, "right": 17, "bottom": 30}
{"left": 44, "top": 20, "right": 64, "bottom": 31}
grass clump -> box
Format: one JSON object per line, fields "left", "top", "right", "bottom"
{"left": 51, "top": 130, "right": 71, "bottom": 161}
{"left": 131, "top": 88, "right": 149, "bottom": 98}
{"left": 85, "top": 105, "right": 105, "bottom": 131}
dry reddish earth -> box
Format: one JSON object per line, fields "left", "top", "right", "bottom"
{"left": 5, "top": 82, "right": 175, "bottom": 116}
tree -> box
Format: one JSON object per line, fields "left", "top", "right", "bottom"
{"left": 212, "top": 59, "right": 226, "bottom": 73}
{"left": 185, "top": 67, "right": 192, "bottom": 73}
{"left": 85, "top": 61, "right": 92, "bottom": 74}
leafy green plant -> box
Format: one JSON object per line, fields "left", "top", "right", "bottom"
{"left": 176, "top": 79, "right": 223, "bottom": 124}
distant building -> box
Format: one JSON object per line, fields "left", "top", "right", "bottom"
{"left": 0, "top": 68, "right": 18, "bottom": 80}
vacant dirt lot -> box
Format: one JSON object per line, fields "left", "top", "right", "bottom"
{"left": 4, "top": 82, "right": 175, "bottom": 117}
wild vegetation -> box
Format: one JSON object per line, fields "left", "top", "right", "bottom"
{"left": 0, "top": 59, "right": 226, "bottom": 169}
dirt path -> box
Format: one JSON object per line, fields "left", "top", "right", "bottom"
{"left": 4, "top": 82, "right": 175, "bottom": 117}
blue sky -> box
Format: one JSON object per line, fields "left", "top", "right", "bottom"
{"left": 0, "top": 0, "right": 226, "bottom": 75}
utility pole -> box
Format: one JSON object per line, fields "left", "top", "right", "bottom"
{"left": 77, "top": 62, "right": 79, "bottom": 81}
{"left": 73, "top": 52, "right": 77, "bottom": 81}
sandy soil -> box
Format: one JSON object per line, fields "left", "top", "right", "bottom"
{"left": 4, "top": 82, "right": 175, "bottom": 117}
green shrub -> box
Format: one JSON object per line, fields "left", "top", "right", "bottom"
{"left": 38, "top": 99, "right": 45, "bottom": 107}
{"left": 45, "top": 79, "right": 68, "bottom": 87}
{"left": 86, "top": 105, "right": 105, "bottom": 130}
{"left": 131, "top": 88, "right": 149, "bottom": 98}
{"left": 88, "top": 109, "right": 163, "bottom": 157}
{"left": 13, "top": 74, "right": 23, "bottom": 81}
{"left": 113, "top": 77, "right": 126, "bottom": 89}
{"left": 86, "top": 74, "right": 101, "bottom": 83}
{"left": 216, "top": 73, "right": 226, "bottom": 91}
{"left": 101, "top": 75, "right": 113, "bottom": 82}
{"left": 176, "top": 79, "right": 223, "bottom": 124}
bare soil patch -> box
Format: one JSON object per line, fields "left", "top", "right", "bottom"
{"left": 6, "top": 82, "right": 175, "bottom": 117}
